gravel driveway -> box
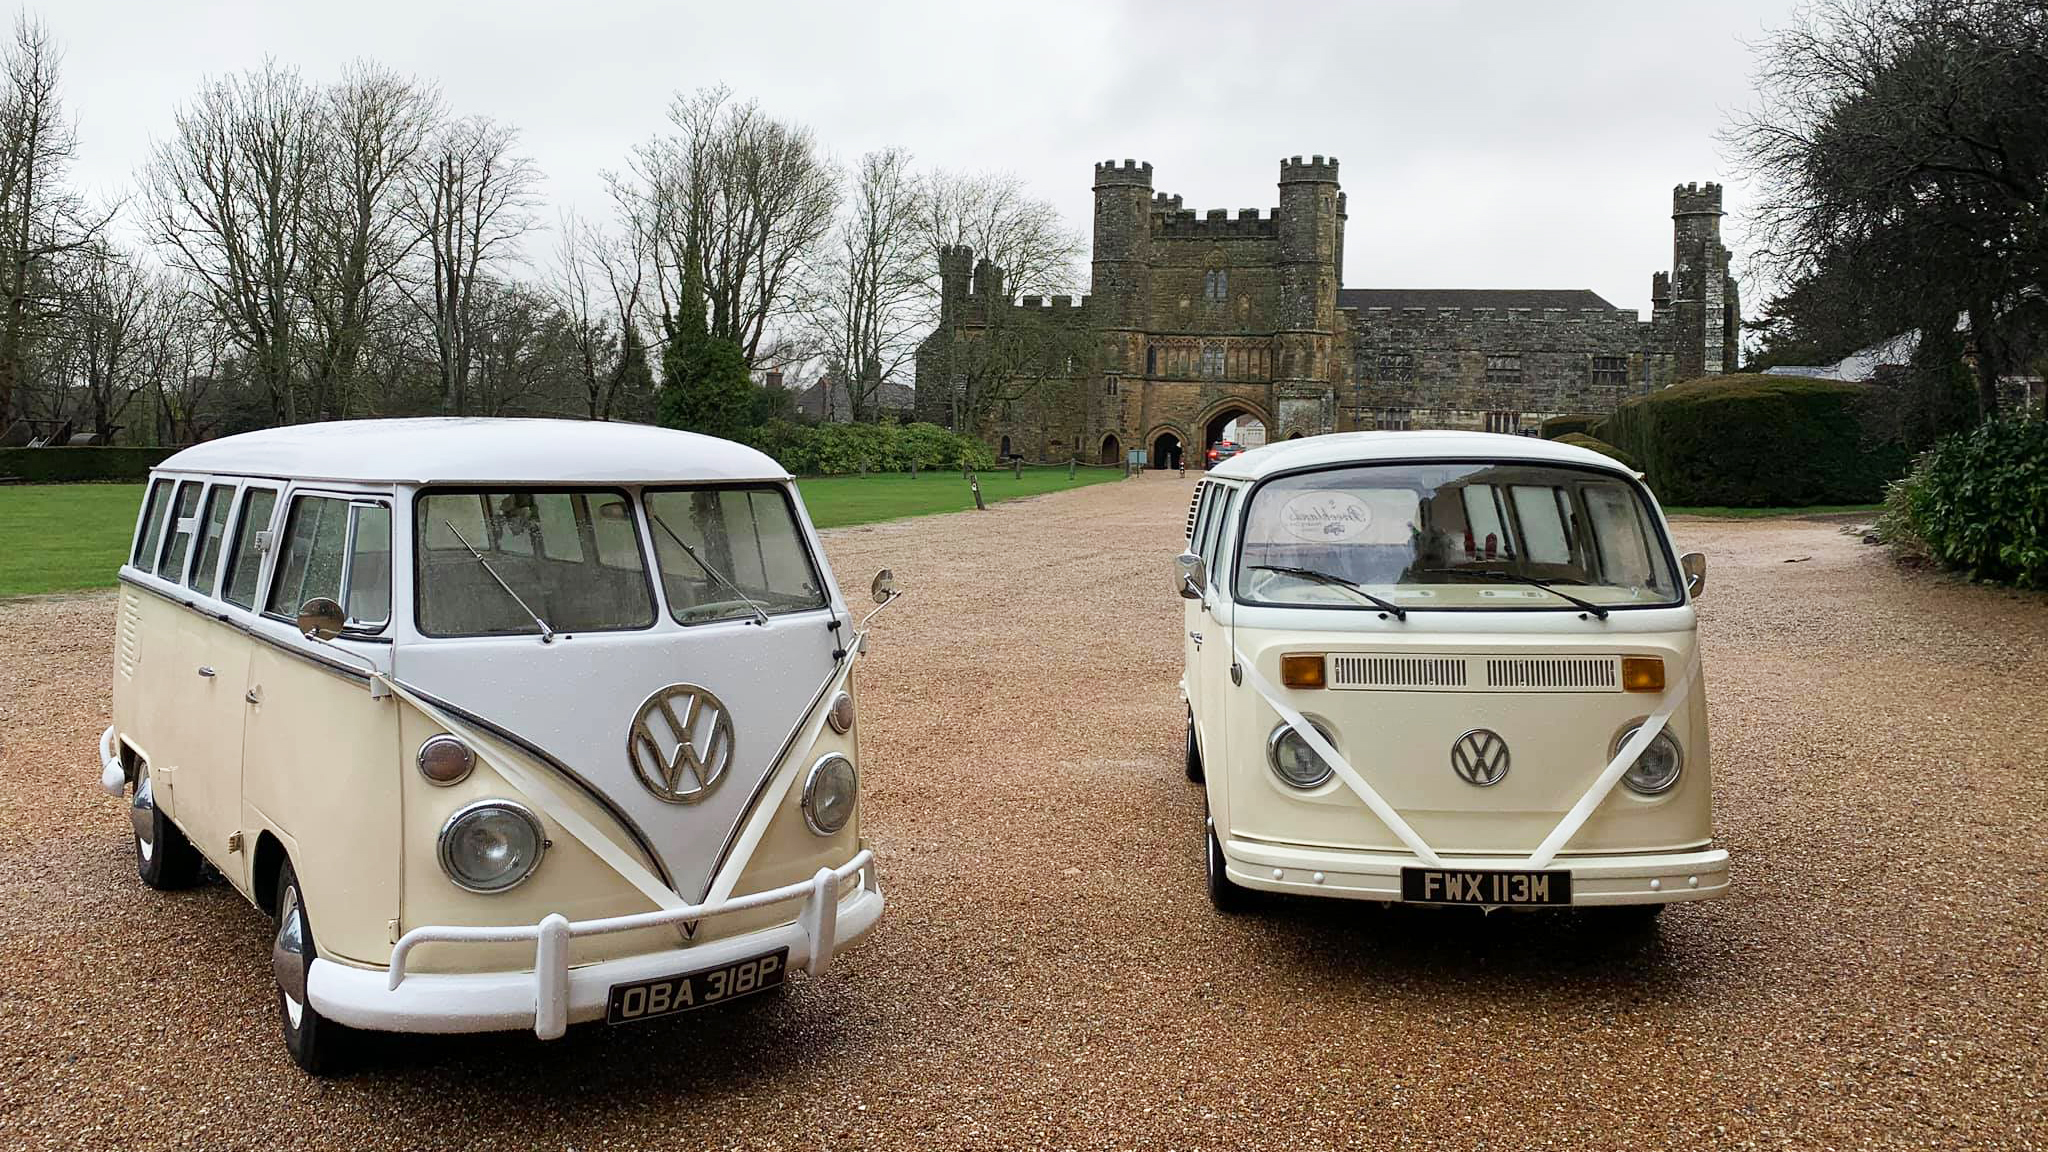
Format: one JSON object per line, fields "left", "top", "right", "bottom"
{"left": 3, "top": 476, "right": 2044, "bottom": 1150}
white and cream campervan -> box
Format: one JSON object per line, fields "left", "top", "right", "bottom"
{"left": 1178, "top": 432, "right": 1724, "bottom": 920}
{"left": 97, "top": 418, "right": 894, "bottom": 1072}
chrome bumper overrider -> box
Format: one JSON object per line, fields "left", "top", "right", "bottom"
{"left": 308, "top": 851, "right": 880, "bottom": 1039}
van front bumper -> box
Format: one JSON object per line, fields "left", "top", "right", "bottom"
{"left": 306, "top": 851, "right": 881, "bottom": 1038}
{"left": 1222, "top": 837, "right": 1728, "bottom": 906}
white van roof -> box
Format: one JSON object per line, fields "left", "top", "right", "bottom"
{"left": 1207, "top": 431, "right": 1635, "bottom": 482}
{"left": 155, "top": 418, "right": 791, "bottom": 485}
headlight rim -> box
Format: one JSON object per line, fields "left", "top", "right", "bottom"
{"left": 802, "top": 752, "right": 859, "bottom": 836}
{"left": 436, "top": 798, "right": 548, "bottom": 894}
{"left": 1266, "top": 717, "right": 1338, "bottom": 790}
{"left": 1612, "top": 724, "right": 1684, "bottom": 796}
{"left": 416, "top": 733, "right": 476, "bottom": 786}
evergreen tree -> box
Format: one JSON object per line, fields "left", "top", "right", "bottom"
{"left": 657, "top": 241, "right": 759, "bottom": 440}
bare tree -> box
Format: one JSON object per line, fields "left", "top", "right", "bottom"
{"left": 615, "top": 86, "right": 838, "bottom": 372}
{"left": 917, "top": 167, "right": 1082, "bottom": 303}
{"left": 549, "top": 210, "right": 650, "bottom": 419}
{"left": 403, "top": 114, "right": 540, "bottom": 414}
{"left": 802, "top": 148, "right": 925, "bottom": 422}
{"left": 143, "top": 61, "right": 318, "bottom": 424}
{"left": 64, "top": 247, "right": 156, "bottom": 439}
{"left": 0, "top": 16, "right": 110, "bottom": 424}
{"left": 300, "top": 60, "right": 440, "bottom": 421}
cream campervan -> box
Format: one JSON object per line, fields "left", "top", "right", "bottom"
{"left": 98, "top": 419, "right": 893, "bottom": 1072}
{"left": 1178, "top": 432, "right": 1725, "bottom": 919}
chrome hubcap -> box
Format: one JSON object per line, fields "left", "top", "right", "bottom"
{"left": 129, "top": 768, "right": 155, "bottom": 861}
{"left": 273, "top": 884, "right": 308, "bottom": 1028}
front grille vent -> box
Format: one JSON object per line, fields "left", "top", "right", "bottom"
{"left": 1330, "top": 655, "right": 1468, "bottom": 690}
{"left": 1485, "top": 657, "right": 1618, "bottom": 691}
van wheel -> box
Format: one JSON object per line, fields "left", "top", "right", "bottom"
{"left": 131, "top": 761, "right": 201, "bottom": 890}
{"left": 273, "top": 861, "right": 352, "bottom": 1075}
{"left": 1205, "top": 819, "right": 1256, "bottom": 914}
{"left": 1184, "top": 709, "right": 1205, "bottom": 783}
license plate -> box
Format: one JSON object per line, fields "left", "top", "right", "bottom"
{"left": 1401, "top": 867, "right": 1571, "bottom": 905}
{"left": 605, "top": 948, "right": 788, "bottom": 1025}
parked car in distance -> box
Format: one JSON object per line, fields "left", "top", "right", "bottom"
{"left": 1176, "top": 430, "right": 1722, "bottom": 923}
{"left": 98, "top": 418, "right": 901, "bottom": 1072}
{"left": 1206, "top": 440, "right": 1243, "bottom": 466}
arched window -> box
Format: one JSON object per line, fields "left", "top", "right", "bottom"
{"left": 1203, "top": 269, "right": 1228, "bottom": 303}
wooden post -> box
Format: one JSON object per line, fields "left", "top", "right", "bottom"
{"left": 1012, "top": 458, "right": 1021, "bottom": 480}
{"left": 968, "top": 468, "right": 985, "bottom": 510}
{"left": 910, "top": 460, "right": 919, "bottom": 478}
{"left": 1068, "top": 457, "right": 1076, "bottom": 479}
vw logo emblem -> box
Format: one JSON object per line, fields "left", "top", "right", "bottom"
{"left": 1450, "top": 728, "right": 1510, "bottom": 787}
{"left": 627, "top": 684, "right": 735, "bottom": 804}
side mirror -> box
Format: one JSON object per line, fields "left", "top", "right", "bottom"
{"left": 1680, "top": 552, "right": 1707, "bottom": 599}
{"left": 1174, "top": 552, "right": 1207, "bottom": 600}
{"left": 297, "top": 596, "right": 346, "bottom": 641}
{"left": 871, "top": 569, "right": 898, "bottom": 604}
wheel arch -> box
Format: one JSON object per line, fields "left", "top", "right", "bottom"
{"left": 253, "top": 830, "right": 289, "bottom": 917}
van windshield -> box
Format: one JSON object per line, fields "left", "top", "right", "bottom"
{"left": 1234, "top": 462, "right": 1681, "bottom": 611}
{"left": 643, "top": 487, "right": 827, "bottom": 625}
{"left": 415, "top": 489, "right": 656, "bottom": 636}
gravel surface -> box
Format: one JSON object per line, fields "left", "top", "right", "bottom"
{"left": 2, "top": 479, "right": 2044, "bottom": 1150}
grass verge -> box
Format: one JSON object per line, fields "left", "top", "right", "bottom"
{"left": 1663, "top": 503, "right": 1883, "bottom": 519}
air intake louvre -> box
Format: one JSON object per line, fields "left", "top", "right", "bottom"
{"left": 1330, "top": 655, "right": 1468, "bottom": 690}
{"left": 118, "top": 590, "right": 141, "bottom": 679}
{"left": 1485, "top": 657, "right": 1618, "bottom": 691}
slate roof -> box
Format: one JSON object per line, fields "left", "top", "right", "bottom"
{"left": 1338, "top": 288, "right": 1619, "bottom": 312}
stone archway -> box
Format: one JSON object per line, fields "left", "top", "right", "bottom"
{"left": 1150, "top": 430, "right": 1183, "bottom": 470}
{"left": 1100, "top": 433, "right": 1122, "bottom": 466}
{"left": 1201, "top": 400, "right": 1270, "bottom": 459}
{"left": 1286, "top": 431, "right": 1305, "bottom": 440}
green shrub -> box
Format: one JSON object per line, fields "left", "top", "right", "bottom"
{"left": 1540, "top": 413, "right": 1603, "bottom": 440}
{"left": 0, "top": 447, "right": 179, "bottom": 483}
{"left": 1595, "top": 375, "right": 1908, "bottom": 506}
{"left": 1554, "top": 433, "right": 1640, "bottom": 471}
{"left": 1878, "top": 417, "right": 2048, "bottom": 588}
{"left": 742, "top": 420, "right": 992, "bottom": 476}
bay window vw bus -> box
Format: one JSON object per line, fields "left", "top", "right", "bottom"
{"left": 97, "top": 418, "right": 893, "bottom": 1073}
{"left": 1178, "top": 432, "right": 1724, "bottom": 920}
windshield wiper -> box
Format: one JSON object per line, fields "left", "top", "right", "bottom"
{"left": 1252, "top": 564, "right": 1408, "bottom": 620}
{"left": 1419, "top": 568, "right": 1610, "bottom": 619}
{"left": 443, "top": 521, "right": 555, "bottom": 642}
{"left": 646, "top": 511, "right": 770, "bottom": 626}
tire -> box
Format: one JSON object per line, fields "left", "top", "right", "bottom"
{"left": 1205, "top": 818, "right": 1256, "bottom": 914}
{"left": 131, "top": 760, "right": 201, "bottom": 890}
{"left": 273, "top": 861, "right": 352, "bottom": 1075}
{"left": 1184, "top": 708, "right": 1205, "bottom": 783}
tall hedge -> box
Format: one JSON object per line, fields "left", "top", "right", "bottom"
{"left": 0, "top": 447, "right": 178, "bottom": 483}
{"left": 744, "top": 420, "right": 994, "bottom": 476}
{"left": 1595, "top": 375, "right": 1908, "bottom": 505}
{"left": 1540, "top": 413, "right": 1603, "bottom": 440}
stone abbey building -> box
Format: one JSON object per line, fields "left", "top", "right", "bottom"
{"left": 914, "top": 156, "right": 1740, "bottom": 467}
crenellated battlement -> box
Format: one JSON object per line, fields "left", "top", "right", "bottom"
{"left": 1093, "top": 158, "right": 1154, "bottom": 188}
{"left": 1279, "top": 154, "right": 1340, "bottom": 184}
{"left": 1360, "top": 306, "right": 1636, "bottom": 324}
{"left": 1673, "top": 181, "right": 1723, "bottom": 216}
{"left": 1149, "top": 192, "right": 1184, "bottom": 213}
{"left": 1153, "top": 206, "right": 1277, "bottom": 239}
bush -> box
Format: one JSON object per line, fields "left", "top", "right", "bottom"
{"left": 1555, "top": 433, "right": 1640, "bottom": 471}
{"left": 1540, "top": 413, "right": 1603, "bottom": 440}
{"left": 1594, "top": 375, "right": 1908, "bottom": 506}
{"left": 1877, "top": 417, "right": 2048, "bottom": 588}
{"left": 0, "top": 447, "right": 179, "bottom": 483}
{"left": 742, "top": 420, "right": 993, "bottom": 476}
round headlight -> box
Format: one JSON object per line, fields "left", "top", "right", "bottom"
{"left": 802, "top": 753, "right": 858, "bottom": 835}
{"left": 417, "top": 734, "right": 475, "bottom": 786}
{"left": 438, "top": 800, "right": 547, "bottom": 893}
{"left": 826, "top": 692, "right": 855, "bottom": 734}
{"left": 1614, "top": 726, "right": 1683, "bottom": 795}
{"left": 1267, "top": 719, "right": 1337, "bottom": 789}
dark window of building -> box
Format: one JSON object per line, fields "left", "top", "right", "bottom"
{"left": 1375, "top": 408, "right": 1413, "bottom": 431}
{"left": 1485, "top": 354, "right": 1522, "bottom": 384}
{"left": 1591, "top": 355, "right": 1628, "bottom": 387}
{"left": 1377, "top": 351, "right": 1414, "bottom": 381}
{"left": 1200, "top": 344, "right": 1225, "bottom": 378}
{"left": 1203, "top": 270, "right": 1228, "bottom": 303}
{"left": 1146, "top": 345, "right": 1157, "bottom": 375}
{"left": 1484, "top": 411, "right": 1522, "bottom": 435}
{"left": 1105, "top": 377, "right": 1120, "bottom": 397}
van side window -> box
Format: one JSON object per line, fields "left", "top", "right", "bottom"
{"left": 266, "top": 495, "right": 388, "bottom": 630}
{"left": 132, "top": 479, "right": 173, "bottom": 569}
{"left": 1187, "top": 482, "right": 1216, "bottom": 558}
{"left": 1207, "top": 490, "right": 1238, "bottom": 585}
{"left": 187, "top": 484, "right": 236, "bottom": 595}
{"left": 346, "top": 504, "right": 393, "bottom": 627}
{"left": 223, "top": 488, "right": 278, "bottom": 609}
{"left": 1508, "top": 485, "right": 1573, "bottom": 565}
{"left": 157, "top": 481, "right": 205, "bottom": 580}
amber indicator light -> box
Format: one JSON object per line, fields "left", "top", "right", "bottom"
{"left": 1280, "top": 654, "right": 1327, "bottom": 689}
{"left": 1621, "top": 656, "right": 1666, "bottom": 692}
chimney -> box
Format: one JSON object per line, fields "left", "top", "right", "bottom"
{"left": 765, "top": 369, "right": 785, "bottom": 390}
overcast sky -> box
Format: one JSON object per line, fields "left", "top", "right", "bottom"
{"left": 55, "top": 0, "right": 1796, "bottom": 318}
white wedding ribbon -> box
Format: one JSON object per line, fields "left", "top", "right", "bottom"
{"left": 1233, "top": 647, "right": 1701, "bottom": 870}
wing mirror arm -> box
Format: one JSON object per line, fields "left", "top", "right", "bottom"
{"left": 856, "top": 569, "right": 904, "bottom": 635}
{"left": 294, "top": 597, "right": 384, "bottom": 680}
{"left": 1175, "top": 552, "right": 1207, "bottom": 601}
{"left": 1680, "top": 552, "right": 1707, "bottom": 599}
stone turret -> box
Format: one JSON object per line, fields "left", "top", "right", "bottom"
{"left": 1274, "top": 155, "right": 1344, "bottom": 434}
{"left": 1671, "top": 182, "right": 1730, "bottom": 378}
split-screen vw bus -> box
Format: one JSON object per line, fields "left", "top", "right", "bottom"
{"left": 96, "top": 418, "right": 893, "bottom": 1072}
{"left": 1177, "top": 432, "right": 1724, "bottom": 920}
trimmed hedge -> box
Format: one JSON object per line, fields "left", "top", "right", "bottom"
{"left": 1879, "top": 417, "right": 2048, "bottom": 588}
{"left": 1555, "top": 433, "right": 1640, "bottom": 472}
{"left": 0, "top": 447, "right": 178, "bottom": 483}
{"left": 1594, "top": 375, "right": 1908, "bottom": 506}
{"left": 744, "top": 420, "right": 994, "bottom": 477}
{"left": 1540, "top": 413, "right": 1603, "bottom": 440}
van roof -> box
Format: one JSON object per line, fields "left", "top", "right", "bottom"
{"left": 1207, "top": 431, "right": 1636, "bottom": 481}
{"left": 156, "top": 418, "right": 791, "bottom": 485}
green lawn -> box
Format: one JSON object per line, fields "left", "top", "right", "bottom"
{"left": 1663, "top": 503, "right": 1883, "bottom": 519}
{"left": 0, "top": 468, "right": 1126, "bottom": 598}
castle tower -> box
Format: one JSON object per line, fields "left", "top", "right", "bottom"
{"left": 1092, "top": 159, "right": 1153, "bottom": 379}
{"left": 938, "top": 244, "right": 972, "bottom": 321}
{"left": 1671, "top": 182, "right": 1730, "bottom": 379}
{"left": 1275, "top": 155, "right": 1343, "bottom": 434}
